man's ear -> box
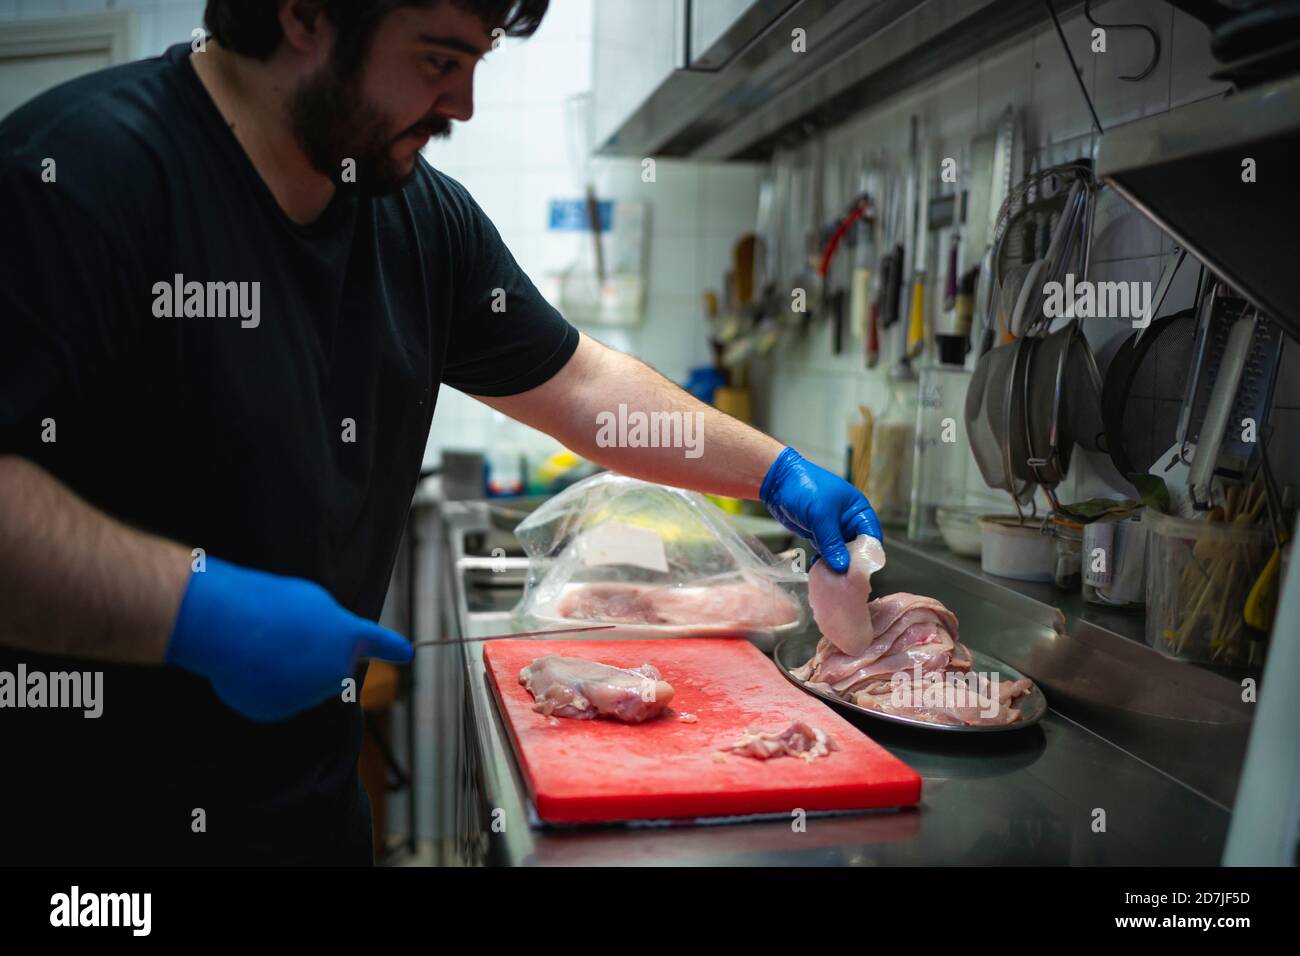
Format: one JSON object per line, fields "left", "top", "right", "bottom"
{"left": 278, "top": 0, "right": 334, "bottom": 57}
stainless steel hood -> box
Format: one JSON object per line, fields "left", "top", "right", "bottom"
{"left": 596, "top": 0, "right": 1074, "bottom": 162}
{"left": 1096, "top": 71, "right": 1300, "bottom": 340}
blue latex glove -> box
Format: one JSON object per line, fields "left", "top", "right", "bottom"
{"left": 760, "top": 446, "right": 883, "bottom": 574}
{"left": 166, "top": 557, "right": 413, "bottom": 722}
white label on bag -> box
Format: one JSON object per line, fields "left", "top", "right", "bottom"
{"left": 1084, "top": 523, "right": 1114, "bottom": 588}
{"left": 577, "top": 522, "right": 668, "bottom": 574}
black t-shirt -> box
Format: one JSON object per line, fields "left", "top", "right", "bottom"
{"left": 0, "top": 44, "right": 577, "bottom": 864}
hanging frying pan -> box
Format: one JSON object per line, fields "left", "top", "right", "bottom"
{"left": 1100, "top": 307, "right": 1198, "bottom": 481}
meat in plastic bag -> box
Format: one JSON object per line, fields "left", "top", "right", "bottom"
{"left": 512, "top": 473, "right": 806, "bottom": 636}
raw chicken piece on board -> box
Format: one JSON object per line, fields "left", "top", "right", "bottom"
{"left": 519, "top": 655, "right": 674, "bottom": 723}
{"left": 808, "top": 534, "right": 887, "bottom": 656}
{"left": 723, "top": 721, "right": 839, "bottom": 762}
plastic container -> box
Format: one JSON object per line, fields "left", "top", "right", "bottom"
{"left": 935, "top": 505, "right": 986, "bottom": 557}
{"left": 684, "top": 366, "right": 726, "bottom": 405}
{"left": 1144, "top": 509, "right": 1270, "bottom": 665}
{"left": 978, "top": 515, "right": 1056, "bottom": 582}
{"left": 486, "top": 449, "right": 525, "bottom": 497}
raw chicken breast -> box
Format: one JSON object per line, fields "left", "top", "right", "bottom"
{"left": 800, "top": 619, "right": 954, "bottom": 689}
{"left": 555, "top": 585, "right": 647, "bottom": 622}
{"left": 519, "top": 655, "right": 674, "bottom": 723}
{"left": 853, "top": 675, "right": 1034, "bottom": 726}
{"left": 723, "top": 721, "right": 838, "bottom": 762}
{"left": 808, "top": 535, "right": 886, "bottom": 656}
{"left": 825, "top": 632, "right": 955, "bottom": 695}
{"left": 643, "top": 580, "right": 797, "bottom": 627}
{"left": 865, "top": 592, "right": 960, "bottom": 641}
{"left": 555, "top": 580, "right": 797, "bottom": 629}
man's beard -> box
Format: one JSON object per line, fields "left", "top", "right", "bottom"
{"left": 289, "top": 59, "right": 451, "bottom": 197}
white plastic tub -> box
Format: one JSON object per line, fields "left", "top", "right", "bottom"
{"left": 935, "top": 506, "right": 987, "bottom": 557}
{"left": 978, "top": 515, "right": 1056, "bottom": 582}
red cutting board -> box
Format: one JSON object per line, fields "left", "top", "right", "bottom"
{"left": 483, "top": 638, "right": 921, "bottom": 824}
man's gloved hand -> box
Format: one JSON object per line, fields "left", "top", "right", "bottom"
{"left": 165, "top": 557, "right": 413, "bottom": 722}
{"left": 760, "top": 446, "right": 883, "bottom": 574}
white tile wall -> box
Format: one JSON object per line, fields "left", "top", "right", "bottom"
{"left": 1030, "top": 18, "right": 1098, "bottom": 148}
{"left": 1091, "top": 183, "right": 1164, "bottom": 262}
{"left": 416, "top": 2, "right": 766, "bottom": 468}
{"left": 976, "top": 35, "right": 1036, "bottom": 129}
{"left": 1090, "top": 0, "right": 1173, "bottom": 128}
{"left": 8, "top": 0, "right": 207, "bottom": 60}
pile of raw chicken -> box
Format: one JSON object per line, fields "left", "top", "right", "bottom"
{"left": 793, "top": 536, "right": 1033, "bottom": 726}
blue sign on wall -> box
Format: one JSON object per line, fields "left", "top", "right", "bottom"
{"left": 548, "top": 199, "right": 613, "bottom": 232}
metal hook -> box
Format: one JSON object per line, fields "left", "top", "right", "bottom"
{"left": 1084, "top": 0, "right": 1161, "bottom": 82}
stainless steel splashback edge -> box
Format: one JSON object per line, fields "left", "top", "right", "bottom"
{"left": 1097, "top": 71, "right": 1300, "bottom": 336}
{"left": 597, "top": 0, "right": 1080, "bottom": 161}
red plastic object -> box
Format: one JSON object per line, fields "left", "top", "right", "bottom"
{"left": 818, "top": 197, "right": 873, "bottom": 278}
{"left": 483, "top": 638, "right": 922, "bottom": 825}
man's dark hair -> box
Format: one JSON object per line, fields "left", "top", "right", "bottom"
{"left": 205, "top": 0, "right": 549, "bottom": 66}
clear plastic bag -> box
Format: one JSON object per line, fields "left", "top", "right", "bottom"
{"left": 512, "top": 473, "right": 807, "bottom": 638}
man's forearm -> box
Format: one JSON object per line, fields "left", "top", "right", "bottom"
{"left": 582, "top": 371, "right": 786, "bottom": 499}
{"left": 478, "top": 333, "right": 785, "bottom": 499}
{"left": 0, "top": 455, "right": 191, "bottom": 663}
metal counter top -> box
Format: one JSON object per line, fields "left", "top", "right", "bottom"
{"left": 436, "top": 500, "right": 1236, "bottom": 866}
{"left": 459, "top": 612, "right": 1228, "bottom": 865}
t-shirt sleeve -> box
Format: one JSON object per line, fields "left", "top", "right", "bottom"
{"left": 437, "top": 173, "right": 579, "bottom": 396}
{"left": 0, "top": 151, "right": 150, "bottom": 454}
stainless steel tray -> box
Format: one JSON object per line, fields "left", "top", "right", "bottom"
{"left": 773, "top": 631, "right": 1047, "bottom": 733}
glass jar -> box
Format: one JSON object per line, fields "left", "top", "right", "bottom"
{"left": 1051, "top": 514, "right": 1084, "bottom": 593}
{"left": 867, "top": 374, "right": 916, "bottom": 529}
{"left": 908, "top": 365, "right": 972, "bottom": 542}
